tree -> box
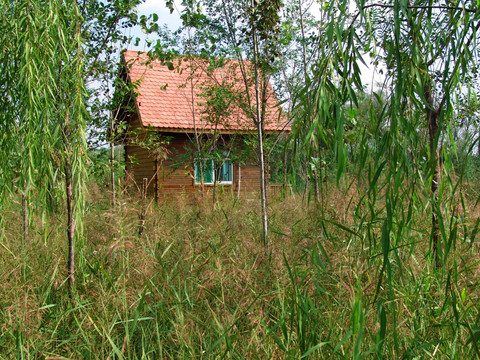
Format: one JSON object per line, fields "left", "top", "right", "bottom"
{"left": 0, "top": 0, "right": 144, "bottom": 297}
{"left": 145, "top": 0, "right": 283, "bottom": 249}
{"left": 302, "top": 0, "right": 480, "bottom": 268}
{"left": 367, "top": 1, "right": 480, "bottom": 268}
{"left": 80, "top": 0, "right": 145, "bottom": 207}
{"left": 274, "top": 0, "right": 325, "bottom": 202}
{"left": 182, "top": 0, "right": 283, "bottom": 251}
{"left": 288, "top": 2, "right": 480, "bottom": 356}
{"left": 0, "top": 0, "right": 89, "bottom": 297}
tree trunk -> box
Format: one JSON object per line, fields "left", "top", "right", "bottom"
{"left": 65, "top": 154, "right": 75, "bottom": 298}
{"left": 264, "top": 158, "right": 270, "bottom": 205}
{"left": 282, "top": 149, "right": 288, "bottom": 199}
{"left": 425, "top": 85, "right": 441, "bottom": 269}
{"left": 187, "top": 32, "right": 205, "bottom": 198}
{"left": 252, "top": 18, "right": 268, "bottom": 253}
{"left": 313, "top": 168, "right": 320, "bottom": 205}
{"left": 110, "top": 142, "right": 115, "bottom": 207}
{"left": 213, "top": 175, "right": 217, "bottom": 206}
{"left": 237, "top": 165, "right": 241, "bottom": 199}
{"left": 22, "top": 180, "right": 29, "bottom": 243}
{"left": 138, "top": 178, "right": 147, "bottom": 236}
{"left": 154, "top": 159, "right": 159, "bottom": 204}
{"left": 303, "top": 175, "right": 309, "bottom": 206}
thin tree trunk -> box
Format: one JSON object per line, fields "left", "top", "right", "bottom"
{"left": 264, "top": 158, "right": 270, "bottom": 205}
{"left": 188, "top": 32, "right": 205, "bottom": 197}
{"left": 213, "top": 176, "right": 217, "bottom": 206}
{"left": 313, "top": 168, "right": 320, "bottom": 204}
{"left": 237, "top": 165, "right": 241, "bottom": 199}
{"left": 282, "top": 149, "right": 287, "bottom": 199}
{"left": 22, "top": 180, "right": 29, "bottom": 243}
{"left": 65, "top": 152, "right": 75, "bottom": 298}
{"left": 299, "top": 0, "right": 321, "bottom": 207}
{"left": 211, "top": 132, "right": 219, "bottom": 208}
{"left": 303, "top": 176, "right": 309, "bottom": 206}
{"left": 138, "top": 177, "right": 147, "bottom": 236}
{"left": 110, "top": 142, "right": 115, "bottom": 207}
{"left": 425, "top": 85, "right": 441, "bottom": 269}
{"left": 252, "top": 19, "right": 268, "bottom": 253}
{"left": 154, "top": 158, "right": 159, "bottom": 204}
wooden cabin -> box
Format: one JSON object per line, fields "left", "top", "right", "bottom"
{"left": 116, "top": 50, "right": 290, "bottom": 199}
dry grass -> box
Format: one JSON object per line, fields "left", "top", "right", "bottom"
{"left": 0, "top": 179, "right": 479, "bottom": 358}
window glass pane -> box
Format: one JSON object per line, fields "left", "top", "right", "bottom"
{"left": 218, "top": 160, "right": 232, "bottom": 182}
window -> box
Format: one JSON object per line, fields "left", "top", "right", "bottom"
{"left": 194, "top": 158, "right": 233, "bottom": 185}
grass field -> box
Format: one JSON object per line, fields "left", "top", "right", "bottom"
{"left": 1, "top": 180, "right": 479, "bottom": 359}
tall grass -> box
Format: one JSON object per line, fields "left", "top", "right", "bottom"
{"left": 0, "top": 180, "right": 479, "bottom": 359}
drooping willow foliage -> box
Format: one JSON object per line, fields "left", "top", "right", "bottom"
{"left": 0, "top": 0, "right": 88, "bottom": 292}
{"left": 292, "top": 0, "right": 480, "bottom": 356}
{"left": 296, "top": 0, "right": 480, "bottom": 264}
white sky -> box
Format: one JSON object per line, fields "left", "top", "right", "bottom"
{"left": 137, "top": 0, "right": 183, "bottom": 29}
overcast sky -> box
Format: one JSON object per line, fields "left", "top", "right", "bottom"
{"left": 138, "top": 0, "right": 182, "bottom": 29}
{"left": 121, "top": 0, "right": 181, "bottom": 52}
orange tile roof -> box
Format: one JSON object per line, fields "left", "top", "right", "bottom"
{"left": 122, "top": 50, "right": 290, "bottom": 133}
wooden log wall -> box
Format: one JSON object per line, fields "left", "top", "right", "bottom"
{"left": 124, "top": 124, "right": 265, "bottom": 198}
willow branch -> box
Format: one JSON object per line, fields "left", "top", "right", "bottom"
{"left": 361, "top": 3, "right": 478, "bottom": 14}
{"left": 438, "top": 18, "right": 480, "bottom": 112}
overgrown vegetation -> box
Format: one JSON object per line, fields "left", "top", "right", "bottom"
{"left": 2, "top": 0, "right": 480, "bottom": 358}
{"left": 1, "top": 180, "right": 479, "bottom": 358}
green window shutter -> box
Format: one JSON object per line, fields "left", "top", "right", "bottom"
{"left": 195, "top": 160, "right": 201, "bottom": 183}
{"left": 205, "top": 160, "right": 214, "bottom": 183}
{"left": 195, "top": 159, "right": 214, "bottom": 184}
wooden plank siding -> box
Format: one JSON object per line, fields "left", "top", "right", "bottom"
{"left": 125, "top": 130, "right": 265, "bottom": 198}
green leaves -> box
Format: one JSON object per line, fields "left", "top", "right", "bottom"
{"left": 0, "top": 0, "right": 89, "bottom": 295}
{"left": 352, "top": 290, "right": 365, "bottom": 359}
{"left": 286, "top": 0, "right": 480, "bottom": 356}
